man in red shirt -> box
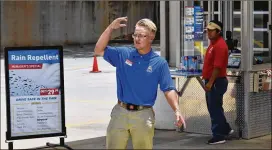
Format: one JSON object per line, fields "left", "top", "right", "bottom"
{"left": 202, "top": 20, "right": 234, "bottom": 144}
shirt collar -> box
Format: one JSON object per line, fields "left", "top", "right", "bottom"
{"left": 211, "top": 36, "right": 222, "bottom": 45}
{"left": 132, "top": 48, "right": 154, "bottom": 61}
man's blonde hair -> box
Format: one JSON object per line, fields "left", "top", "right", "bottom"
{"left": 136, "top": 18, "right": 157, "bottom": 34}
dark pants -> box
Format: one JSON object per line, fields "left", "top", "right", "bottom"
{"left": 205, "top": 77, "right": 231, "bottom": 138}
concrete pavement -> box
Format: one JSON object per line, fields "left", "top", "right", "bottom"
{"left": 36, "top": 130, "right": 271, "bottom": 149}
{"left": 1, "top": 55, "right": 117, "bottom": 149}
{"left": 1, "top": 44, "right": 271, "bottom": 149}
{"left": 0, "top": 43, "right": 160, "bottom": 149}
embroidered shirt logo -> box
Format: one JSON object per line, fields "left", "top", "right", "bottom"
{"left": 147, "top": 66, "right": 153, "bottom": 73}
{"left": 125, "top": 59, "right": 133, "bottom": 66}
{"left": 208, "top": 47, "right": 214, "bottom": 54}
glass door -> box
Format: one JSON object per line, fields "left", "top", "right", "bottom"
{"left": 252, "top": 1, "right": 270, "bottom": 64}
{"left": 201, "top": 1, "right": 221, "bottom": 49}
{"left": 233, "top": 1, "right": 271, "bottom": 64}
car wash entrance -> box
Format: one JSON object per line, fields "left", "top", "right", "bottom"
{"left": 158, "top": 1, "right": 271, "bottom": 139}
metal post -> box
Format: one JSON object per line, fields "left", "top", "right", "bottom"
{"left": 229, "top": 1, "right": 233, "bottom": 33}
{"left": 79, "top": 1, "right": 84, "bottom": 48}
{"left": 268, "top": 1, "right": 272, "bottom": 61}
{"left": 8, "top": 142, "right": 13, "bottom": 150}
{"left": 225, "top": 1, "right": 233, "bottom": 35}
{"left": 183, "top": 0, "right": 194, "bottom": 56}
{"left": 208, "top": 1, "right": 212, "bottom": 22}
{"left": 160, "top": 1, "right": 166, "bottom": 59}
{"left": 223, "top": 1, "right": 227, "bottom": 27}
{"left": 218, "top": 0, "right": 222, "bottom": 21}
{"left": 0, "top": 1, "right": 2, "bottom": 51}
{"left": 60, "top": 137, "right": 65, "bottom": 146}
{"left": 223, "top": 1, "right": 229, "bottom": 39}
{"left": 208, "top": 1, "right": 214, "bottom": 46}
{"left": 241, "top": 1, "right": 253, "bottom": 139}
{"left": 180, "top": 1, "right": 184, "bottom": 57}
{"left": 169, "top": 1, "right": 181, "bottom": 67}
{"left": 175, "top": 1, "right": 181, "bottom": 67}
{"left": 211, "top": 1, "right": 214, "bottom": 20}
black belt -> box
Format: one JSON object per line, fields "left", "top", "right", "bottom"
{"left": 118, "top": 100, "right": 151, "bottom": 111}
{"left": 205, "top": 77, "right": 227, "bottom": 82}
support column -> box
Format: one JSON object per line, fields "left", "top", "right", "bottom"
{"left": 240, "top": 1, "right": 253, "bottom": 139}
{"left": 218, "top": 1, "right": 222, "bottom": 21}
{"left": 160, "top": 1, "right": 167, "bottom": 59}
{"left": 155, "top": 2, "right": 178, "bottom": 131}
{"left": 169, "top": 1, "right": 181, "bottom": 67}
{"left": 229, "top": 1, "right": 233, "bottom": 32}
{"left": 208, "top": 1, "right": 214, "bottom": 21}
{"left": 223, "top": 1, "right": 233, "bottom": 38}
{"left": 207, "top": 1, "right": 214, "bottom": 45}
{"left": 180, "top": 1, "right": 184, "bottom": 57}
{"left": 183, "top": 1, "right": 194, "bottom": 56}
{"left": 269, "top": 1, "right": 272, "bottom": 61}
{"left": 0, "top": 1, "right": 3, "bottom": 52}
{"left": 223, "top": 1, "right": 228, "bottom": 39}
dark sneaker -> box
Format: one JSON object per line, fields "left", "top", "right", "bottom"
{"left": 207, "top": 137, "right": 226, "bottom": 145}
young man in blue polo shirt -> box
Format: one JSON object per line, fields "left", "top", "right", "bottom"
{"left": 94, "top": 17, "right": 186, "bottom": 149}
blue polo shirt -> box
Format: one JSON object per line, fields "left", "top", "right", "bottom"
{"left": 103, "top": 46, "right": 176, "bottom": 106}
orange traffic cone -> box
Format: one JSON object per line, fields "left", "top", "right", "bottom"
{"left": 90, "top": 56, "right": 101, "bottom": 73}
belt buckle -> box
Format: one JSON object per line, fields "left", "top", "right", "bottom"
{"left": 127, "top": 103, "right": 137, "bottom": 111}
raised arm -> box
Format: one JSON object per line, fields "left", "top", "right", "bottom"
{"left": 94, "top": 17, "right": 128, "bottom": 56}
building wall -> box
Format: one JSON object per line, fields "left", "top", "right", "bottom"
{"left": 247, "top": 91, "right": 271, "bottom": 139}
{"left": 0, "top": 1, "right": 159, "bottom": 50}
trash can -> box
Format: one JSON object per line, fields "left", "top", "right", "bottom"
{"left": 153, "top": 78, "right": 176, "bottom": 130}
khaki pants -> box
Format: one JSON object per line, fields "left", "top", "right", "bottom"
{"left": 106, "top": 104, "right": 155, "bottom": 149}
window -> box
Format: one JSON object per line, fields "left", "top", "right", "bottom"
{"left": 194, "top": 1, "right": 201, "bottom": 6}
{"left": 233, "top": 1, "right": 240, "bottom": 11}
{"left": 232, "top": 31, "right": 241, "bottom": 47}
{"left": 231, "top": 1, "right": 270, "bottom": 63}
{"left": 201, "top": 1, "right": 220, "bottom": 48}
{"left": 202, "top": 1, "right": 218, "bottom": 11}
{"left": 203, "top": 14, "right": 209, "bottom": 48}
{"left": 253, "top": 1, "right": 270, "bottom": 57}
{"left": 254, "top": 14, "right": 269, "bottom": 28}
{"left": 233, "top": 1, "right": 268, "bottom": 11}
{"left": 254, "top": 1, "right": 268, "bottom": 11}
{"left": 214, "top": 14, "right": 218, "bottom": 21}
{"left": 233, "top": 14, "right": 241, "bottom": 28}
{"left": 233, "top": 1, "right": 241, "bottom": 48}
{"left": 254, "top": 31, "right": 269, "bottom": 49}
{"left": 214, "top": 1, "right": 218, "bottom": 11}
{"left": 203, "top": 1, "right": 208, "bottom": 11}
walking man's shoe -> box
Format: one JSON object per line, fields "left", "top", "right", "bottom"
{"left": 207, "top": 137, "right": 226, "bottom": 145}
{"left": 228, "top": 129, "right": 234, "bottom": 135}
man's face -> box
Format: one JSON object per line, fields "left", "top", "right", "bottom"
{"left": 207, "top": 29, "right": 220, "bottom": 40}
{"left": 133, "top": 25, "right": 154, "bottom": 50}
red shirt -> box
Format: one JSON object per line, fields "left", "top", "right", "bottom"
{"left": 202, "top": 37, "right": 228, "bottom": 80}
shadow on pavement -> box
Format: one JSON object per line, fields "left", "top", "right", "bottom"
{"left": 64, "top": 129, "right": 189, "bottom": 149}
{"left": 63, "top": 129, "right": 271, "bottom": 149}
